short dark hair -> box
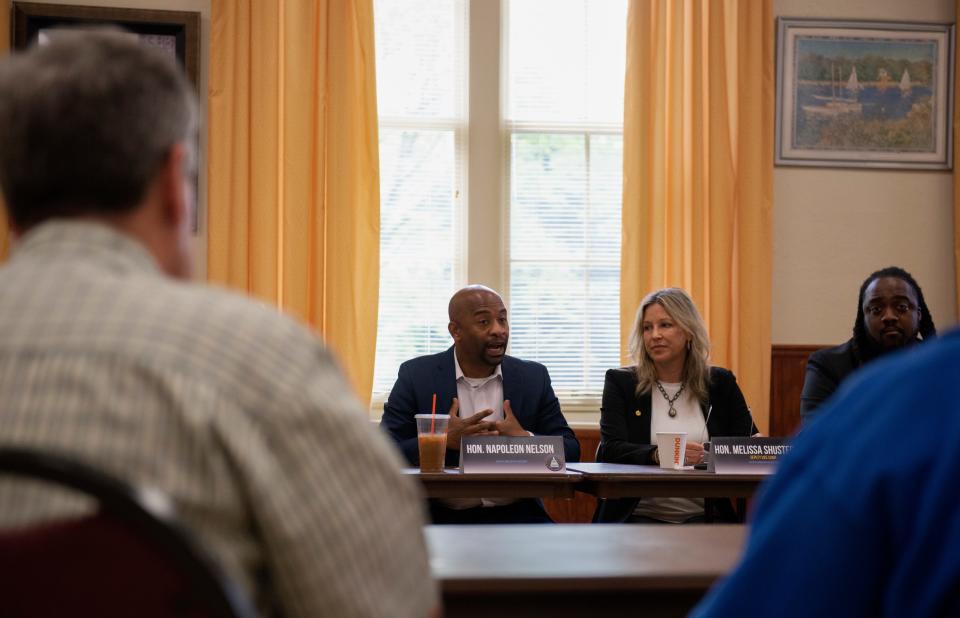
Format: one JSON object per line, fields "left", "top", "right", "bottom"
{"left": 0, "top": 29, "right": 199, "bottom": 230}
{"left": 853, "top": 266, "right": 937, "bottom": 347}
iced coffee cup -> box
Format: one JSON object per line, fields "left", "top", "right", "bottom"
{"left": 415, "top": 414, "right": 450, "bottom": 473}
{"left": 655, "top": 431, "right": 688, "bottom": 470}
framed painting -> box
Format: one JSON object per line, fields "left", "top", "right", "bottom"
{"left": 11, "top": 2, "right": 200, "bottom": 92}
{"left": 776, "top": 18, "right": 954, "bottom": 170}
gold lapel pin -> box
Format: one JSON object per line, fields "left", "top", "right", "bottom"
{"left": 635, "top": 409, "right": 641, "bottom": 417}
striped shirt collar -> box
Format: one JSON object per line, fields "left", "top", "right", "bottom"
{"left": 12, "top": 219, "right": 161, "bottom": 276}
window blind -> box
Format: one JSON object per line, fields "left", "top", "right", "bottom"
{"left": 505, "top": 0, "right": 627, "bottom": 401}
{"left": 372, "top": 0, "right": 468, "bottom": 396}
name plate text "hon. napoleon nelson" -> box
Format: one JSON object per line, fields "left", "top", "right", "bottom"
{"left": 710, "top": 437, "right": 792, "bottom": 475}
{"left": 459, "top": 436, "right": 566, "bottom": 474}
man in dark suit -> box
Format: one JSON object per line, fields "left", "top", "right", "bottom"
{"left": 800, "top": 266, "right": 936, "bottom": 423}
{"left": 381, "top": 285, "right": 580, "bottom": 523}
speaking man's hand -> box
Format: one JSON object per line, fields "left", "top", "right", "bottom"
{"left": 445, "top": 398, "right": 498, "bottom": 450}
{"left": 494, "top": 399, "right": 529, "bottom": 437}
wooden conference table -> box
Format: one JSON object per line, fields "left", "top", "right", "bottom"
{"left": 402, "top": 468, "right": 581, "bottom": 499}
{"left": 427, "top": 523, "right": 747, "bottom": 618}
{"left": 569, "top": 462, "right": 767, "bottom": 499}
{"left": 404, "top": 462, "right": 767, "bottom": 500}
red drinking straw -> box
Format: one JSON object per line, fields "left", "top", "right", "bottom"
{"left": 431, "top": 393, "right": 437, "bottom": 432}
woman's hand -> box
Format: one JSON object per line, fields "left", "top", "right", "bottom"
{"left": 684, "top": 441, "right": 705, "bottom": 465}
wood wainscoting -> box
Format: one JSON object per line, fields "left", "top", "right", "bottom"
{"left": 544, "top": 426, "right": 599, "bottom": 524}
{"left": 769, "top": 344, "right": 825, "bottom": 437}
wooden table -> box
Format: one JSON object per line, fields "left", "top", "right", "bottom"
{"left": 427, "top": 523, "right": 747, "bottom": 618}
{"left": 403, "top": 468, "right": 581, "bottom": 499}
{"left": 405, "top": 464, "right": 768, "bottom": 503}
{"left": 569, "top": 462, "right": 768, "bottom": 498}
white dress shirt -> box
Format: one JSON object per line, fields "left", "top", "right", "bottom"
{"left": 632, "top": 381, "right": 709, "bottom": 523}
{"left": 446, "top": 352, "right": 514, "bottom": 508}
{"left": 454, "top": 351, "right": 504, "bottom": 421}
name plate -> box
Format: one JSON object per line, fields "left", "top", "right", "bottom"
{"left": 710, "top": 437, "right": 792, "bottom": 474}
{"left": 459, "top": 436, "right": 565, "bottom": 474}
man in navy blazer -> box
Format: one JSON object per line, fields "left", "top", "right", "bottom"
{"left": 381, "top": 285, "right": 580, "bottom": 523}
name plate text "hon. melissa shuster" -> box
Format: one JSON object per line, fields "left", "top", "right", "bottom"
{"left": 459, "top": 436, "right": 566, "bottom": 474}
{"left": 710, "top": 437, "right": 792, "bottom": 475}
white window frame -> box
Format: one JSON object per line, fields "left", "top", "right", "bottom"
{"left": 372, "top": 0, "right": 617, "bottom": 423}
{"left": 502, "top": 123, "right": 623, "bottom": 418}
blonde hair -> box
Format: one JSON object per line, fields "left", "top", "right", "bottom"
{"left": 628, "top": 288, "right": 711, "bottom": 404}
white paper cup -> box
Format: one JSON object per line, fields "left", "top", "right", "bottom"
{"left": 655, "top": 432, "right": 688, "bottom": 470}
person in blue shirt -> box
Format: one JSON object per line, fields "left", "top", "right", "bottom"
{"left": 693, "top": 328, "right": 960, "bottom": 617}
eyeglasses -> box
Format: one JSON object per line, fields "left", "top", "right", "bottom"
{"left": 864, "top": 302, "right": 915, "bottom": 318}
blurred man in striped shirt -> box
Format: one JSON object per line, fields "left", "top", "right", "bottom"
{"left": 0, "top": 30, "right": 437, "bottom": 618}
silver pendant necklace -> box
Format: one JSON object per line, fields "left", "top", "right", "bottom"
{"left": 655, "top": 381, "right": 685, "bottom": 418}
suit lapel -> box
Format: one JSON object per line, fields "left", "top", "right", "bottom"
{"left": 501, "top": 356, "right": 522, "bottom": 420}
{"left": 632, "top": 389, "right": 654, "bottom": 443}
{"left": 703, "top": 370, "right": 718, "bottom": 433}
{"left": 433, "top": 347, "right": 459, "bottom": 414}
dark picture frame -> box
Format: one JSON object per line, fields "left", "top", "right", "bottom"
{"left": 776, "top": 18, "right": 955, "bottom": 170}
{"left": 12, "top": 2, "right": 200, "bottom": 93}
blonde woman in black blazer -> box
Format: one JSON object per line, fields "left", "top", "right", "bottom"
{"left": 598, "top": 288, "right": 756, "bottom": 523}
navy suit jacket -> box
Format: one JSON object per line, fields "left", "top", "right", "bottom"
{"left": 381, "top": 346, "right": 580, "bottom": 467}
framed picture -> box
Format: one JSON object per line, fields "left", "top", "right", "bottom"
{"left": 776, "top": 18, "right": 955, "bottom": 170}
{"left": 12, "top": 2, "right": 200, "bottom": 93}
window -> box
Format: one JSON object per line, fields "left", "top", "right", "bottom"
{"left": 373, "top": 0, "right": 626, "bottom": 412}
{"left": 505, "top": 0, "right": 626, "bottom": 404}
{"left": 371, "top": 0, "right": 468, "bottom": 396}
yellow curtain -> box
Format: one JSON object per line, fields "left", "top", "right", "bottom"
{"left": 621, "top": 0, "right": 773, "bottom": 431}
{"left": 0, "top": 0, "right": 9, "bottom": 262}
{"left": 208, "top": 0, "right": 381, "bottom": 405}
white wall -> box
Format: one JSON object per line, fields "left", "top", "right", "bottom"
{"left": 773, "top": 0, "right": 958, "bottom": 344}
{"left": 33, "top": 0, "right": 212, "bottom": 279}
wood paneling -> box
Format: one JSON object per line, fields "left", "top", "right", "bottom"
{"left": 544, "top": 427, "right": 599, "bottom": 523}
{"left": 769, "top": 344, "right": 825, "bottom": 437}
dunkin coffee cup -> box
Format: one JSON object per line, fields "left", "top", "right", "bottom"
{"left": 655, "top": 431, "right": 688, "bottom": 470}
{"left": 415, "top": 414, "right": 450, "bottom": 473}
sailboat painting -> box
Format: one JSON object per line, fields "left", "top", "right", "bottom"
{"left": 777, "top": 19, "right": 954, "bottom": 170}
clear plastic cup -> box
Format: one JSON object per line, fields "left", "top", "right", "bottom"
{"left": 415, "top": 414, "right": 450, "bottom": 473}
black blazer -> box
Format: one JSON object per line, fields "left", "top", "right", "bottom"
{"left": 597, "top": 365, "right": 756, "bottom": 522}
{"left": 800, "top": 339, "right": 859, "bottom": 424}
